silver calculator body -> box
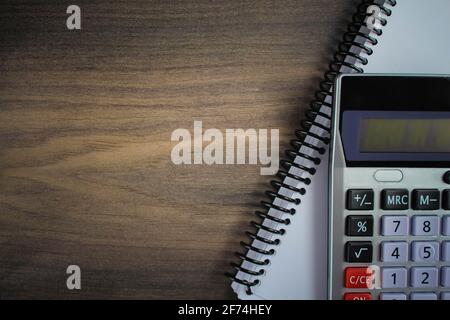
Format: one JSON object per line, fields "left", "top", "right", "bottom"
{"left": 328, "top": 74, "right": 450, "bottom": 300}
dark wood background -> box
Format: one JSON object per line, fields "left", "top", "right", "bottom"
{"left": 0, "top": 0, "right": 358, "bottom": 299}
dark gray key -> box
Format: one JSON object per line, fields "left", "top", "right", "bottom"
{"left": 381, "top": 189, "right": 409, "bottom": 210}
{"left": 347, "top": 189, "right": 374, "bottom": 210}
{"left": 412, "top": 189, "right": 440, "bottom": 210}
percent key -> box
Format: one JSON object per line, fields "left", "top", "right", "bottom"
{"left": 346, "top": 215, "right": 373, "bottom": 237}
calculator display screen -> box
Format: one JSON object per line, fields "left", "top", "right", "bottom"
{"left": 359, "top": 118, "right": 450, "bottom": 153}
{"left": 341, "top": 111, "right": 450, "bottom": 165}
{"left": 338, "top": 76, "right": 450, "bottom": 167}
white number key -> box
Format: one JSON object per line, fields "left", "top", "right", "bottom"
{"left": 381, "top": 267, "right": 407, "bottom": 289}
{"left": 442, "top": 242, "right": 450, "bottom": 262}
{"left": 441, "top": 267, "right": 450, "bottom": 288}
{"left": 411, "top": 241, "right": 439, "bottom": 262}
{"left": 379, "top": 292, "right": 407, "bottom": 300}
{"left": 381, "top": 242, "right": 408, "bottom": 263}
{"left": 411, "top": 216, "right": 439, "bottom": 236}
{"left": 410, "top": 292, "right": 437, "bottom": 300}
{"left": 381, "top": 216, "right": 408, "bottom": 236}
{"left": 443, "top": 216, "right": 450, "bottom": 236}
{"left": 410, "top": 267, "right": 438, "bottom": 288}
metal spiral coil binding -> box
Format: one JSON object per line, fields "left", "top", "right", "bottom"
{"left": 225, "top": 0, "right": 396, "bottom": 296}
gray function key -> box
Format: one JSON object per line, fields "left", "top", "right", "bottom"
{"left": 411, "top": 241, "right": 439, "bottom": 262}
{"left": 410, "top": 267, "right": 438, "bottom": 288}
{"left": 381, "top": 189, "right": 409, "bottom": 210}
{"left": 442, "top": 189, "right": 450, "bottom": 210}
{"left": 381, "top": 215, "right": 408, "bottom": 236}
{"left": 443, "top": 190, "right": 450, "bottom": 210}
{"left": 347, "top": 189, "right": 374, "bottom": 210}
{"left": 381, "top": 242, "right": 408, "bottom": 263}
{"left": 346, "top": 215, "right": 373, "bottom": 237}
{"left": 412, "top": 189, "right": 440, "bottom": 210}
{"left": 410, "top": 292, "right": 438, "bottom": 300}
{"left": 381, "top": 267, "right": 407, "bottom": 289}
{"left": 345, "top": 242, "right": 373, "bottom": 263}
{"left": 379, "top": 293, "right": 407, "bottom": 300}
{"left": 411, "top": 215, "right": 439, "bottom": 236}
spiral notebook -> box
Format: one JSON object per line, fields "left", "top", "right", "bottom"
{"left": 228, "top": 0, "right": 450, "bottom": 299}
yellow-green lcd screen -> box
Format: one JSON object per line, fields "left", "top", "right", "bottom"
{"left": 359, "top": 119, "right": 450, "bottom": 153}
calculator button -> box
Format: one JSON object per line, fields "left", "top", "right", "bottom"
{"left": 441, "top": 292, "right": 450, "bottom": 300}
{"left": 381, "top": 267, "right": 407, "bottom": 289}
{"left": 410, "top": 267, "right": 438, "bottom": 288}
{"left": 347, "top": 189, "right": 374, "bottom": 210}
{"left": 411, "top": 216, "right": 439, "bottom": 236}
{"left": 410, "top": 292, "right": 438, "bottom": 300}
{"left": 441, "top": 267, "right": 450, "bottom": 287}
{"left": 374, "top": 169, "right": 403, "bottom": 182}
{"left": 381, "top": 189, "right": 409, "bottom": 210}
{"left": 345, "top": 242, "right": 372, "bottom": 263}
{"left": 443, "top": 190, "right": 450, "bottom": 210}
{"left": 443, "top": 215, "right": 450, "bottom": 235}
{"left": 381, "top": 215, "right": 408, "bottom": 236}
{"left": 411, "top": 241, "right": 439, "bottom": 262}
{"left": 444, "top": 171, "right": 450, "bottom": 184}
{"left": 442, "top": 242, "right": 450, "bottom": 261}
{"left": 345, "top": 267, "right": 373, "bottom": 289}
{"left": 380, "top": 242, "right": 408, "bottom": 263}
{"left": 346, "top": 215, "right": 373, "bottom": 236}
{"left": 412, "top": 189, "right": 440, "bottom": 210}
{"left": 379, "top": 293, "right": 407, "bottom": 300}
{"left": 343, "top": 292, "right": 372, "bottom": 300}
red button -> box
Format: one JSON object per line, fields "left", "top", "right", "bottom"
{"left": 344, "top": 293, "right": 372, "bottom": 300}
{"left": 345, "top": 267, "right": 373, "bottom": 288}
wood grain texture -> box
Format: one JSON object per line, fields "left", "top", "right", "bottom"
{"left": 0, "top": 0, "right": 359, "bottom": 299}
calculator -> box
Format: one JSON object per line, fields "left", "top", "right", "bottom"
{"left": 328, "top": 74, "right": 450, "bottom": 300}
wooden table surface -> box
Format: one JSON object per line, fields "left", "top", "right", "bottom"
{"left": 0, "top": 0, "right": 358, "bottom": 299}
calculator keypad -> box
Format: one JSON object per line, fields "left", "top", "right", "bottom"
{"left": 341, "top": 187, "right": 450, "bottom": 300}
